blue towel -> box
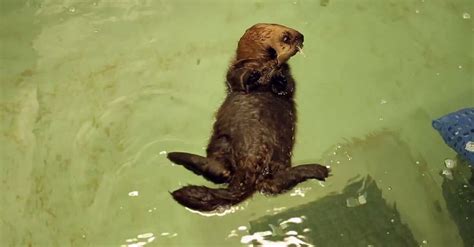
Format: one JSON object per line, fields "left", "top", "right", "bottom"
{"left": 432, "top": 108, "right": 474, "bottom": 166}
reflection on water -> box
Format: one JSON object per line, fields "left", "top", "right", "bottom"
{"left": 1, "top": 0, "right": 472, "bottom": 246}
{"left": 185, "top": 204, "right": 247, "bottom": 217}
{"left": 123, "top": 232, "right": 156, "bottom": 247}
{"left": 235, "top": 215, "right": 314, "bottom": 246}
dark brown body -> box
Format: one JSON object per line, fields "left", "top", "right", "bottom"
{"left": 167, "top": 24, "right": 329, "bottom": 211}
{"left": 211, "top": 62, "right": 296, "bottom": 191}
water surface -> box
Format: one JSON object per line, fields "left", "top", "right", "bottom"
{"left": 1, "top": 0, "right": 473, "bottom": 246}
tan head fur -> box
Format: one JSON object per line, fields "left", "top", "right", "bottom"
{"left": 236, "top": 23, "right": 304, "bottom": 65}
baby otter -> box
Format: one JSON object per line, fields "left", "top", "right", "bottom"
{"left": 167, "top": 23, "right": 330, "bottom": 212}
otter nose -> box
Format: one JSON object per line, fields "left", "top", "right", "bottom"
{"left": 297, "top": 33, "right": 304, "bottom": 43}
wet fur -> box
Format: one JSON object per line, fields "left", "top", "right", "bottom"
{"left": 167, "top": 24, "right": 329, "bottom": 211}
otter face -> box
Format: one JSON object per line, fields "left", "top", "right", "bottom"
{"left": 267, "top": 25, "right": 304, "bottom": 65}
{"left": 237, "top": 23, "right": 304, "bottom": 65}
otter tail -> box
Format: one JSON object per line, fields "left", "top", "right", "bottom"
{"left": 171, "top": 185, "right": 254, "bottom": 212}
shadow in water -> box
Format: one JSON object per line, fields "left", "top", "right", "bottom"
{"left": 441, "top": 156, "right": 474, "bottom": 247}
{"left": 249, "top": 176, "right": 418, "bottom": 247}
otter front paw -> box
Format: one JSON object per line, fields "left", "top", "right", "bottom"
{"left": 270, "top": 73, "right": 288, "bottom": 95}
{"left": 243, "top": 70, "right": 261, "bottom": 92}
{"left": 256, "top": 64, "right": 278, "bottom": 86}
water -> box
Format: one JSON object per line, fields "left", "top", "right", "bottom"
{"left": 1, "top": 0, "right": 473, "bottom": 246}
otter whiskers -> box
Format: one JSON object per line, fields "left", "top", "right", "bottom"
{"left": 296, "top": 45, "right": 306, "bottom": 58}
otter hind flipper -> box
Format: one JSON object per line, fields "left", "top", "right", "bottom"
{"left": 167, "top": 152, "right": 230, "bottom": 184}
{"left": 260, "top": 164, "right": 330, "bottom": 194}
{"left": 171, "top": 185, "right": 252, "bottom": 212}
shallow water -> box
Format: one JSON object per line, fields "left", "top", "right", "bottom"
{"left": 1, "top": 0, "right": 473, "bottom": 246}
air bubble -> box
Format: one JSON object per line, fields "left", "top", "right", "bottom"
{"left": 444, "top": 159, "right": 456, "bottom": 169}
{"left": 358, "top": 194, "right": 367, "bottom": 204}
{"left": 442, "top": 169, "right": 453, "bottom": 180}
{"left": 465, "top": 141, "right": 474, "bottom": 152}
{"left": 238, "top": 226, "right": 247, "bottom": 231}
{"left": 128, "top": 191, "right": 139, "bottom": 197}
{"left": 137, "top": 233, "right": 154, "bottom": 239}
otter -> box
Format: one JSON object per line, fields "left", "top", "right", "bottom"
{"left": 167, "top": 23, "right": 330, "bottom": 212}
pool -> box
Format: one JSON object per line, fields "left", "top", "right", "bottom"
{"left": 1, "top": 0, "right": 473, "bottom": 246}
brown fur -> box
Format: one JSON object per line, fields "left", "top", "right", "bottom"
{"left": 167, "top": 23, "right": 329, "bottom": 212}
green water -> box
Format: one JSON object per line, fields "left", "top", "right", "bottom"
{"left": 1, "top": 0, "right": 473, "bottom": 246}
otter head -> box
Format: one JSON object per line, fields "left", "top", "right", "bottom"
{"left": 236, "top": 23, "right": 304, "bottom": 65}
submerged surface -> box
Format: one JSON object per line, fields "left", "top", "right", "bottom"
{"left": 1, "top": 0, "right": 473, "bottom": 246}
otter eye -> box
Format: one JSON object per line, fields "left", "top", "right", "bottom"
{"left": 282, "top": 35, "right": 291, "bottom": 44}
